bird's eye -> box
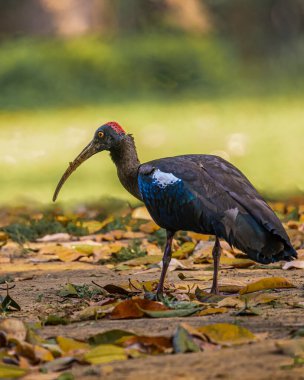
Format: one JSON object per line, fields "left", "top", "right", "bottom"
{"left": 98, "top": 131, "right": 104, "bottom": 138}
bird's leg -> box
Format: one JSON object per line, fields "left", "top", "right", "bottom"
{"left": 210, "top": 236, "right": 222, "bottom": 294}
{"left": 156, "top": 230, "right": 175, "bottom": 300}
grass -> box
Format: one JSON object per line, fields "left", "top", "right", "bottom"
{"left": 0, "top": 96, "right": 303, "bottom": 205}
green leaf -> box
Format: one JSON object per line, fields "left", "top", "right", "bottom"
{"left": 56, "top": 373, "right": 75, "bottom": 380}
{"left": 88, "top": 329, "right": 136, "bottom": 346}
{"left": 44, "top": 314, "right": 69, "bottom": 325}
{"left": 138, "top": 305, "right": 202, "bottom": 318}
{"left": 58, "top": 283, "right": 78, "bottom": 297}
{"left": 1, "top": 294, "right": 21, "bottom": 311}
{"left": 173, "top": 325, "right": 200, "bottom": 353}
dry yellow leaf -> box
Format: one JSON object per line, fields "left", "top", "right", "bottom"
{"left": 196, "top": 307, "right": 228, "bottom": 316}
{"left": 0, "top": 364, "right": 27, "bottom": 378}
{"left": 57, "top": 336, "right": 89, "bottom": 353}
{"left": 187, "top": 232, "right": 211, "bottom": 241}
{"left": 239, "top": 277, "right": 296, "bottom": 295}
{"left": 172, "top": 242, "right": 195, "bottom": 259}
{"left": 33, "top": 345, "right": 54, "bottom": 362}
{"left": 131, "top": 206, "right": 153, "bottom": 220}
{"left": 218, "top": 257, "right": 255, "bottom": 268}
{"left": 84, "top": 344, "right": 127, "bottom": 364}
{"left": 195, "top": 323, "right": 257, "bottom": 346}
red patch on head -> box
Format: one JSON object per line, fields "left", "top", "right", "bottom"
{"left": 106, "top": 121, "right": 126, "bottom": 135}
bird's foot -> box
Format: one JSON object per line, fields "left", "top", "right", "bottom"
{"left": 210, "top": 286, "right": 220, "bottom": 295}
{"left": 144, "top": 290, "right": 165, "bottom": 302}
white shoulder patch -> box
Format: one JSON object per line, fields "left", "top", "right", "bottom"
{"left": 152, "top": 169, "right": 181, "bottom": 188}
{"left": 222, "top": 208, "right": 239, "bottom": 236}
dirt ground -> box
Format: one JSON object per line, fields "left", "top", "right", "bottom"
{"left": 1, "top": 256, "right": 304, "bottom": 380}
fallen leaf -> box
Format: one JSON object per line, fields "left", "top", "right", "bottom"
{"left": 158, "top": 258, "right": 190, "bottom": 271}
{"left": 41, "top": 357, "right": 76, "bottom": 372}
{"left": 123, "top": 231, "right": 146, "bottom": 239}
{"left": 218, "top": 285, "right": 243, "bottom": 293}
{"left": 172, "top": 242, "right": 195, "bottom": 259}
{"left": 196, "top": 307, "right": 228, "bottom": 316}
{"left": 187, "top": 232, "right": 211, "bottom": 241}
{"left": 283, "top": 260, "right": 304, "bottom": 270}
{"left": 57, "top": 336, "right": 89, "bottom": 353}
{"left": 72, "top": 304, "right": 116, "bottom": 321}
{"left": 81, "top": 220, "right": 105, "bottom": 234}
{"left": 131, "top": 207, "right": 152, "bottom": 220}
{"left": 178, "top": 273, "right": 213, "bottom": 282}
{"left": 84, "top": 344, "right": 127, "bottom": 364}
{"left": 89, "top": 330, "right": 136, "bottom": 346}
{"left": 125, "top": 255, "right": 162, "bottom": 266}
{"left": 173, "top": 325, "right": 200, "bottom": 353}
{"left": 245, "top": 292, "right": 278, "bottom": 306}
{"left": 33, "top": 345, "right": 55, "bottom": 362}
{"left": 37, "top": 233, "right": 71, "bottom": 242}
{"left": 239, "top": 277, "right": 295, "bottom": 295}
{"left": 110, "top": 298, "right": 168, "bottom": 319}
{"left": 218, "top": 257, "right": 255, "bottom": 268}
{"left": 122, "top": 335, "right": 172, "bottom": 353}
{"left": 44, "top": 315, "right": 69, "bottom": 326}
{"left": 40, "top": 245, "right": 83, "bottom": 262}
{"left": 103, "top": 284, "right": 140, "bottom": 297}
{"left": 139, "top": 221, "right": 160, "bottom": 233}
{"left": 195, "top": 287, "right": 225, "bottom": 303}
{"left": 0, "top": 318, "right": 27, "bottom": 341}
{"left": 1, "top": 293, "right": 21, "bottom": 311}
{"left": 195, "top": 323, "right": 257, "bottom": 346}
{"left": 58, "top": 283, "right": 78, "bottom": 297}
{"left": 0, "top": 363, "right": 28, "bottom": 378}
{"left": 139, "top": 306, "right": 202, "bottom": 318}
{"left": 218, "top": 296, "right": 244, "bottom": 309}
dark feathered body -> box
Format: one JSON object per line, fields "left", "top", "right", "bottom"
{"left": 112, "top": 136, "right": 296, "bottom": 264}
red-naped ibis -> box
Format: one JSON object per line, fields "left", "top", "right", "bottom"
{"left": 53, "top": 121, "right": 297, "bottom": 299}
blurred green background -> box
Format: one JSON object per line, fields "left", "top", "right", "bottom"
{"left": 0, "top": 0, "right": 303, "bottom": 205}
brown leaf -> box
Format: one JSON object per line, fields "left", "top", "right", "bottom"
{"left": 0, "top": 318, "right": 27, "bottom": 341}
{"left": 121, "top": 335, "right": 172, "bottom": 353}
{"left": 139, "top": 221, "right": 160, "bottom": 234}
{"left": 110, "top": 298, "right": 168, "bottom": 319}
{"left": 239, "top": 277, "right": 296, "bottom": 295}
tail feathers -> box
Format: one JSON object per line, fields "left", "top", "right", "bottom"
{"left": 246, "top": 244, "right": 297, "bottom": 264}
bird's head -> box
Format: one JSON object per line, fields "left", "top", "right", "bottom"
{"left": 53, "top": 121, "right": 126, "bottom": 201}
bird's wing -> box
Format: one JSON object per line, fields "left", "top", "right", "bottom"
{"left": 186, "top": 154, "right": 292, "bottom": 246}
{"left": 138, "top": 157, "right": 245, "bottom": 234}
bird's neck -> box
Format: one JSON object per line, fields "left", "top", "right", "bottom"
{"left": 110, "top": 134, "right": 142, "bottom": 200}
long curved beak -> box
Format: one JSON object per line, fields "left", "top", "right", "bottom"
{"left": 53, "top": 140, "right": 99, "bottom": 202}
